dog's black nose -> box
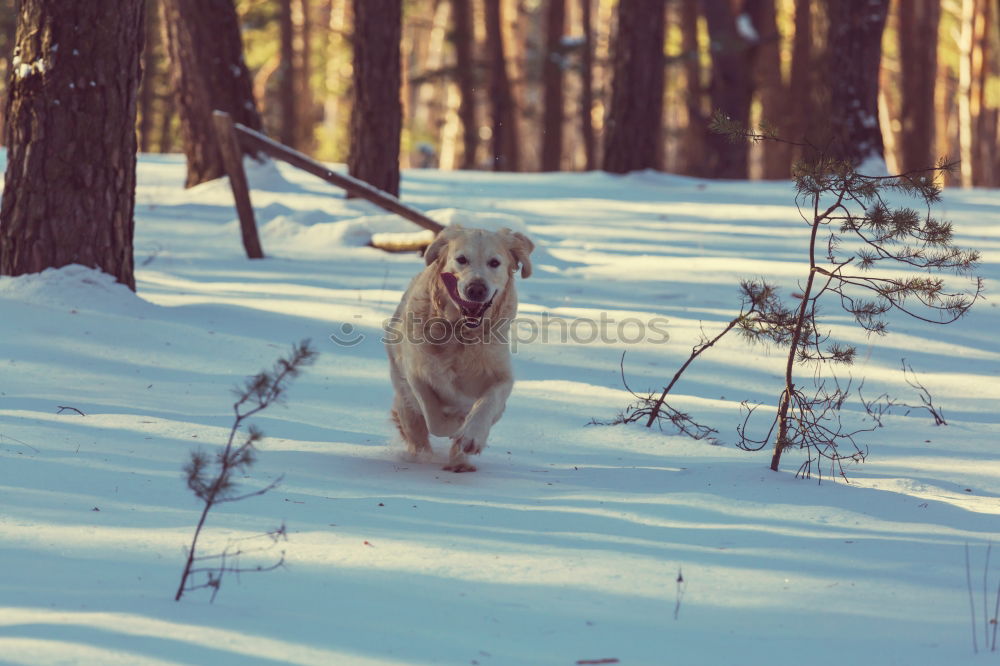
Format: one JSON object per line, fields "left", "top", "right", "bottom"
{"left": 464, "top": 280, "right": 489, "bottom": 302}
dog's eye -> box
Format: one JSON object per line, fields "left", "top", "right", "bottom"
{"left": 488, "top": 258, "right": 501, "bottom": 268}
{"left": 455, "top": 256, "right": 468, "bottom": 265}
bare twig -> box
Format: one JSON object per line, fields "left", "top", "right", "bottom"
{"left": 56, "top": 406, "right": 86, "bottom": 416}
{"left": 674, "top": 567, "right": 686, "bottom": 620}
{"left": 967, "top": 542, "right": 980, "bottom": 654}
{"left": 175, "top": 340, "right": 316, "bottom": 602}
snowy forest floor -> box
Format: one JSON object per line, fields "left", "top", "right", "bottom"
{"left": 1, "top": 154, "right": 999, "bottom": 665}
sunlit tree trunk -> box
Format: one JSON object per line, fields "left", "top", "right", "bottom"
{"left": 749, "top": 0, "right": 790, "bottom": 179}
{"left": 278, "top": 0, "right": 296, "bottom": 147}
{"left": 678, "top": 0, "right": 707, "bottom": 176}
{"left": 1, "top": 0, "right": 144, "bottom": 288}
{"left": 579, "top": 0, "right": 596, "bottom": 170}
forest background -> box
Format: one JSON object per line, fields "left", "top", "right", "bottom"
{"left": 0, "top": 0, "right": 995, "bottom": 188}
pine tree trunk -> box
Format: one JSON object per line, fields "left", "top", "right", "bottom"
{"left": 749, "top": 0, "right": 791, "bottom": 179}
{"left": 897, "top": 0, "right": 940, "bottom": 173}
{"left": 679, "top": 0, "right": 707, "bottom": 177}
{"left": 349, "top": 0, "right": 402, "bottom": 195}
{"left": 602, "top": 0, "right": 666, "bottom": 173}
{"left": 1, "top": 0, "right": 144, "bottom": 289}
{"left": 579, "top": 0, "right": 596, "bottom": 170}
{"left": 702, "top": 0, "right": 755, "bottom": 179}
{"left": 485, "top": 0, "right": 521, "bottom": 171}
{"left": 541, "top": 0, "right": 566, "bottom": 171}
{"left": 452, "top": 0, "right": 479, "bottom": 169}
{"left": 295, "top": 0, "right": 316, "bottom": 153}
{"left": 138, "top": 0, "right": 159, "bottom": 153}
{"left": 823, "top": 0, "right": 889, "bottom": 167}
{"left": 161, "top": 0, "right": 263, "bottom": 188}
{"left": 787, "top": 0, "right": 814, "bottom": 162}
{"left": 278, "top": 0, "right": 296, "bottom": 147}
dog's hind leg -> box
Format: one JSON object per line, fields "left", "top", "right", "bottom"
{"left": 392, "top": 391, "right": 432, "bottom": 459}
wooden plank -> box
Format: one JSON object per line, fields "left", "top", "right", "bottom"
{"left": 212, "top": 111, "right": 264, "bottom": 259}
{"left": 231, "top": 122, "right": 445, "bottom": 234}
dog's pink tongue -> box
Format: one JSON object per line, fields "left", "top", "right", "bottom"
{"left": 440, "top": 272, "right": 475, "bottom": 309}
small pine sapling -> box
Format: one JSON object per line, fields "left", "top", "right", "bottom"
{"left": 712, "top": 112, "right": 982, "bottom": 478}
{"left": 175, "top": 339, "right": 317, "bottom": 602}
{"left": 597, "top": 280, "right": 792, "bottom": 444}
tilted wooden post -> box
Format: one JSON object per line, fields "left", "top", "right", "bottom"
{"left": 212, "top": 110, "right": 264, "bottom": 259}
{"left": 231, "top": 122, "right": 445, "bottom": 234}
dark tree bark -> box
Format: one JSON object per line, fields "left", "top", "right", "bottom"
{"left": 897, "top": 0, "right": 940, "bottom": 173}
{"left": 484, "top": 0, "right": 520, "bottom": 171}
{"left": 787, "top": 0, "right": 814, "bottom": 162}
{"left": 747, "top": 0, "right": 790, "bottom": 178}
{"left": 348, "top": 0, "right": 402, "bottom": 195}
{"left": 452, "top": 0, "right": 479, "bottom": 169}
{"left": 138, "top": 0, "right": 159, "bottom": 153}
{"left": 701, "top": 0, "right": 756, "bottom": 179}
{"left": 823, "top": 0, "right": 890, "bottom": 167}
{"left": 160, "top": 0, "right": 263, "bottom": 188}
{"left": 579, "top": 0, "right": 596, "bottom": 170}
{"left": 602, "top": 0, "right": 667, "bottom": 173}
{"left": 679, "top": 0, "right": 707, "bottom": 176}
{"left": 1, "top": 0, "right": 144, "bottom": 289}
{"left": 295, "top": 0, "right": 316, "bottom": 153}
{"left": 278, "top": 0, "right": 296, "bottom": 147}
{"left": 0, "top": 1, "right": 17, "bottom": 143}
{"left": 541, "top": 0, "right": 566, "bottom": 171}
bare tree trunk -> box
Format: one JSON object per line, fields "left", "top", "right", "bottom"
{"left": 787, "top": 0, "right": 814, "bottom": 162}
{"left": 452, "top": 0, "right": 479, "bottom": 168}
{"left": 541, "top": 0, "right": 566, "bottom": 170}
{"left": 823, "top": 0, "right": 890, "bottom": 168}
{"left": 701, "top": 0, "right": 756, "bottom": 179}
{"left": 679, "top": 0, "right": 707, "bottom": 176}
{"left": 278, "top": 0, "right": 296, "bottom": 147}
{"left": 0, "top": 2, "right": 17, "bottom": 144}
{"left": 579, "top": 0, "right": 596, "bottom": 170}
{"left": 295, "top": 0, "right": 316, "bottom": 152}
{"left": 322, "top": 0, "right": 351, "bottom": 160}
{"left": 412, "top": 0, "right": 451, "bottom": 166}
{"left": 160, "top": 0, "right": 263, "bottom": 187}
{"left": 748, "top": 0, "right": 790, "bottom": 178}
{"left": 485, "top": 0, "right": 520, "bottom": 170}
{"left": 138, "top": 0, "right": 159, "bottom": 153}
{"left": 602, "top": 0, "right": 666, "bottom": 173}
{"left": 158, "top": 96, "right": 176, "bottom": 152}
{"left": 349, "top": 0, "right": 402, "bottom": 195}
{"left": 1, "top": 0, "right": 144, "bottom": 289}
{"left": 897, "top": 0, "right": 941, "bottom": 173}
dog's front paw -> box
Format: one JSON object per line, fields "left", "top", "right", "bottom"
{"left": 443, "top": 460, "right": 478, "bottom": 473}
{"left": 453, "top": 431, "right": 485, "bottom": 456}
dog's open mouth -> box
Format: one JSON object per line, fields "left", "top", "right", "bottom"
{"left": 440, "top": 273, "right": 494, "bottom": 328}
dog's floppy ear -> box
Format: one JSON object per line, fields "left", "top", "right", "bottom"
{"left": 424, "top": 225, "right": 459, "bottom": 265}
{"left": 502, "top": 229, "right": 534, "bottom": 278}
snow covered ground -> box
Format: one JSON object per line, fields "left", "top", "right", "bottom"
{"left": 1, "top": 153, "right": 998, "bottom": 665}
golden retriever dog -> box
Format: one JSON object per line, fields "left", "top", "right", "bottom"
{"left": 386, "top": 224, "right": 534, "bottom": 472}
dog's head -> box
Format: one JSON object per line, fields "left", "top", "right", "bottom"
{"left": 424, "top": 225, "right": 534, "bottom": 328}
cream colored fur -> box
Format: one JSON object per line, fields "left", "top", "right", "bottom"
{"left": 386, "top": 225, "right": 534, "bottom": 472}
